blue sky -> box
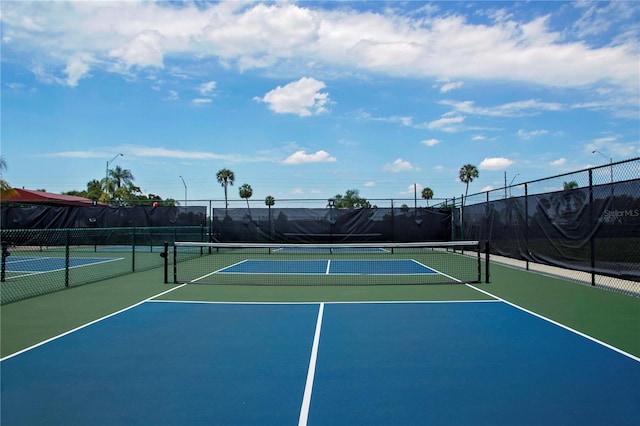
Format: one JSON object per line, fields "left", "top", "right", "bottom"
{"left": 1, "top": 0, "right": 639, "bottom": 207}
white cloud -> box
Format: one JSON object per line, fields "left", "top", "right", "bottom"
{"left": 421, "top": 138, "right": 440, "bottom": 147}
{"left": 517, "top": 129, "right": 549, "bottom": 140}
{"left": 64, "top": 57, "right": 91, "bottom": 87}
{"left": 165, "top": 90, "right": 178, "bottom": 101}
{"left": 479, "top": 157, "right": 514, "bottom": 170}
{"left": 108, "top": 29, "right": 165, "bottom": 69}
{"left": 550, "top": 158, "right": 566, "bottom": 166}
{"left": 406, "top": 183, "right": 423, "bottom": 194}
{"left": 281, "top": 150, "right": 336, "bottom": 165}
{"left": 255, "top": 77, "right": 329, "bottom": 117}
{"left": 1, "top": 1, "right": 635, "bottom": 96}
{"left": 43, "top": 150, "right": 109, "bottom": 159}
{"left": 198, "top": 81, "right": 217, "bottom": 95}
{"left": 427, "top": 114, "right": 465, "bottom": 132}
{"left": 439, "top": 81, "right": 463, "bottom": 93}
{"left": 192, "top": 98, "right": 212, "bottom": 105}
{"left": 587, "top": 136, "right": 640, "bottom": 159}
{"left": 383, "top": 159, "right": 418, "bottom": 173}
{"left": 441, "top": 99, "right": 563, "bottom": 118}
{"left": 364, "top": 181, "right": 375, "bottom": 187}
{"left": 122, "top": 146, "right": 226, "bottom": 160}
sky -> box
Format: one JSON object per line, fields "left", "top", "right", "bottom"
{"left": 1, "top": 0, "right": 639, "bottom": 207}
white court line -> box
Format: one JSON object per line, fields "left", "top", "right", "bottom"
{"left": 325, "top": 260, "right": 331, "bottom": 275}
{"left": 409, "top": 259, "right": 467, "bottom": 282}
{"left": 190, "top": 259, "right": 250, "bottom": 281}
{"left": 298, "top": 302, "right": 324, "bottom": 426}
{"left": 0, "top": 283, "right": 188, "bottom": 362}
{"left": 4, "top": 257, "right": 125, "bottom": 280}
{"left": 150, "top": 299, "right": 500, "bottom": 305}
{"left": 466, "top": 283, "right": 640, "bottom": 362}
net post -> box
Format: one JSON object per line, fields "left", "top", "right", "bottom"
{"left": 173, "top": 243, "right": 178, "bottom": 284}
{"left": 484, "top": 240, "right": 491, "bottom": 283}
{"left": 161, "top": 241, "right": 169, "bottom": 284}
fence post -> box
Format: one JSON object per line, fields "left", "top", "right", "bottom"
{"left": 589, "top": 169, "right": 596, "bottom": 286}
{"left": 132, "top": 227, "right": 137, "bottom": 272}
{"left": 1, "top": 241, "right": 8, "bottom": 282}
{"left": 485, "top": 240, "right": 491, "bottom": 283}
{"left": 525, "top": 183, "right": 530, "bottom": 271}
{"left": 65, "top": 229, "right": 70, "bottom": 287}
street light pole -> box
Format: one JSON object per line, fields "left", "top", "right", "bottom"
{"left": 105, "top": 153, "right": 124, "bottom": 190}
{"left": 179, "top": 176, "right": 187, "bottom": 207}
{"left": 592, "top": 150, "right": 613, "bottom": 184}
{"left": 509, "top": 174, "right": 520, "bottom": 198}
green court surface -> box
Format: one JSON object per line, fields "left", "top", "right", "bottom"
{"left": 1, "top": 262, "right": 638, "bottom": 359}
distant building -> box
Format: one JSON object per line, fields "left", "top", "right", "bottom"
{"left": 1, "top": 188, "right": 104, "bottom": 207}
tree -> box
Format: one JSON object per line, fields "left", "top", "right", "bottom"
{"left": 459, "top": 164, "right": 479, "bottom": 206}
{"left": 86, "top": 179, "right": 103, "bottom": 201}
{"left": 216, "top": 168, "right": 235, "bottom": 213}
{"left": 563, "top": 181, "right": 579, "bottom": 190}
{"left": 421, "top": 187, "right": 434, "bottom": 206}
{"left": 102, "top": 165, "right": 139, "bottom": 203}
{"left": 264, "top": 195, "right": 275, "bottom": 207}
{"left": 332, "top": 189, "right": 371, "bottom": 208}
{"left": 265, "top": 195, "right": 275, "bottom": 239}
{"left": 239, "top": 183, "right": 253, "bottom": 217}
{"left": 0, "top": 156, "right": 15, "bottom": 198}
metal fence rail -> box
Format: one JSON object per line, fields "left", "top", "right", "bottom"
{"left": 461, "top": 157, "right": 640, "bottom": 297}
{"left": 0, "top": 226, "right": 205, "bottom": 304}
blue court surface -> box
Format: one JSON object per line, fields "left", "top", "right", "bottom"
{"left": 1, "top": 301, "right": 638, "bottom": 425}
{"left": 219, "top": 259, "right": 437, "bottom": 275}
{"left": 274, "top": 247, "right": 388, "bottom": 254}
{"left": 5, "top": 256, "right": 122, "bottom": 273}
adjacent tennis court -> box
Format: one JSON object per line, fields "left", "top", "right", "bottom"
{"left": 2, "top": 297, "right": 638, "bottom": 426}
{"left": 4, "top": 255, "right": 122, "bottom": 275}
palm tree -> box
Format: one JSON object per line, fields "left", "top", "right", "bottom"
{"left": 86, "top": 179, "right": 103, "bottom": 201}
{"left": 459, "top": 164, "right": 479, "bottom": 206}
{"left": 112, "top": 166, "right": 135, "bottom": 188}
{"left": 105, "top": 166, "right": 137, "bottom": 203}
{"left": 216, "top": 168, "right": 235, "bottom": 213}
{"left": 239, "top": 183, "right": 253, "bottom": 217}
{"left": 421, "top": 187, "right": 434, "bottom": 206}
{"left": 265, "top": 195, "right": 275, "bottom": 240}
{"left": 0, "top": 156, "right": 15, "bottom": 198}
{"left": 563, "top": 181, "right": 579, "bottom": 190}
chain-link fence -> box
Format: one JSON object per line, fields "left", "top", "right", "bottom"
{"left": 0, "top": 226, "right": 205, "bottom": 304}
{"left": 461, "top": 157, "right": 640, "bottom": 297}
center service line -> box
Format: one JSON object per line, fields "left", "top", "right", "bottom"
{"left": 298, "top": 302, "right": 325, "bottom": 426}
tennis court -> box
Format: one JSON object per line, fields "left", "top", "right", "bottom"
{"left": 1, "top": 241, "right": 639, "bottom": 425}
{"left": 170, "top": 241, "right": 483, "bottom": 286}
{"left": 2, "top": 296, "right": 638, "bottom": 426}
{"left": 217, "top": 259, "right": 438, "bottom": 275}
{"left": 4, "top": 255, "right": 122, "bottom": 275}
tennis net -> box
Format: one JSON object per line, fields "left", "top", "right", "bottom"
{"left": 168, "top": 241, "right": 489, "bottom": 285}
